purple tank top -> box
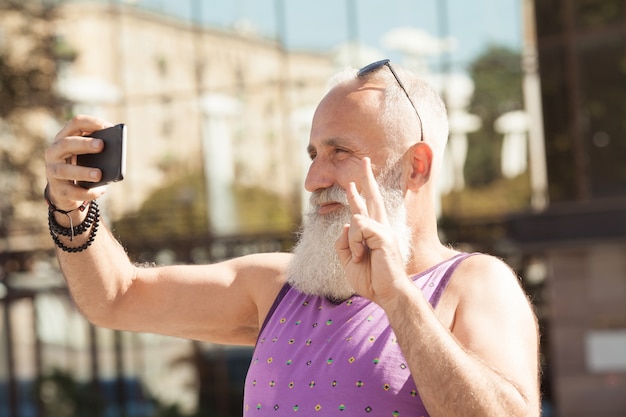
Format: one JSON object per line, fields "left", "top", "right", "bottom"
{"left": 244, "top": 253, "right": 473, "bottom": 416}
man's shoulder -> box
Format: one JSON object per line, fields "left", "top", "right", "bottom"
{"left": 450, "top": 252, "right": 531, "bottom": 314}
{"left": 455, "top": 252, "right": 514, "bottom": 276}
{"left": 442, "top": 252, "right": 523, "bottom": 306}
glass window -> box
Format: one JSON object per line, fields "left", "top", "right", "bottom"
{"left": 578, "top": 34, "right": 626, "bottom": 198}
{"left": 535, "top": 0, "right": 565, "bottom": 38}
{"left": 574, "top": 0, "right": 624, "bottom": 31}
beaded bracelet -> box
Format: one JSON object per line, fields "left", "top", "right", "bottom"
{"left": 45, "top": 184, "right": 100, "bottom": 252}
{"left": 48, "top": 201, "right": 100, "bottom": 253}
{"left": 48, "top": 200, "right": 98, "bottom": 239}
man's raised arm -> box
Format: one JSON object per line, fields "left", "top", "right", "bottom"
{"left": 44, "top": 115, "right": 289, "bottom": 345}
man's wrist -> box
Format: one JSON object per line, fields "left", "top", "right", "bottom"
{"left": 376, "top": 278, "right": 420, "bottom": 315}
{"left": 47, "top": 199, "right": 100, "bottom": 253}
{"left": 44, "top": 184, "right": 90, "bottom": 227}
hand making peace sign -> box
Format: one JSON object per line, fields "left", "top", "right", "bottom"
{"left": 335, "top": 157, "right": 411, "bottom": 307}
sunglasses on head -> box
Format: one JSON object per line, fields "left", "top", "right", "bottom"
{"left": 357, "top": 59, "right": 424, "bottom": 142}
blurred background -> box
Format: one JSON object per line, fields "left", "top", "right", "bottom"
{"left": 1, "top": 0, "right": 625, "bottom": 416}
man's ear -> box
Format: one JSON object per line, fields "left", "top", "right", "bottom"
{"left": 403, "top": 142, "right": 433, "bottom": 191}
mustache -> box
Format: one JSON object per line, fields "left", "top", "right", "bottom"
{"left": 309, "top": 185, "right": 349, "bottom": 208}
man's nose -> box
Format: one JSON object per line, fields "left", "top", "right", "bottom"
{"left": 304, "top": 159, "right": 335, "bottom": 192}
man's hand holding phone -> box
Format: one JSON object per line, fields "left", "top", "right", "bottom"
{"left": 45, "top": 115, "right": 126, "bottom": 212}
{"left": 45, "top": 116, "right": 126, "bottom": 253}
{"left": 77, "top": 123, "right": 127, "bottom": 189}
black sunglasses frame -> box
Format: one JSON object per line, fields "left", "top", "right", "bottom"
{"left": 357, "top": 59, "right": 424, "bottom": 142}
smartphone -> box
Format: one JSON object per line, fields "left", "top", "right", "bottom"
{"left": 76, "top": 124, "right": 127, "bottom": 189}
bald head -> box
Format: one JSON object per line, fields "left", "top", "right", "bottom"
{"left": 324, "top": 63, "right": 449, "bottom": 170}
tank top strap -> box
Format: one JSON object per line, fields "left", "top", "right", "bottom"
{"left": 414, "top": 252, "right": 478, "bottom": 308}
{"left": 257, "top": 283, "right": 291, "bottom": 339}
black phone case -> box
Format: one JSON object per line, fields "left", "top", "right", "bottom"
{"left": 77, "top": 124, "right": 126, "bottom": 189}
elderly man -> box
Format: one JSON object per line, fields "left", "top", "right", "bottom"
{"left": 44, "top": 60, "right": 540, "bottom": 417}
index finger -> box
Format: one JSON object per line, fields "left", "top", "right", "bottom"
{"left": 346, "top": 181, "right": 368, "bottom": 217}
{"left": 54, "top": 115, "right": 112, "bottom": 142}
{"left": 359, "top": 157, "right": 389, "bottom": 224}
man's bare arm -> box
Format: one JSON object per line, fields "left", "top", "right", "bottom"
{"left": 59, "top": 226, "right": 288, "bottom": 344}
{"left": 384, "top": 255, "right": 540, "bottom": 417}
{"left": 46, "top": 115, "right": 288, "bottom": 345}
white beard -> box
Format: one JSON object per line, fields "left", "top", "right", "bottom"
{"left": 286, "top": 165, "right": 412, "bottom": 301}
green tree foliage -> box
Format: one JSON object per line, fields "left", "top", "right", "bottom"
{"left": 37, "top": 370, "right": 106, "bottom": 417}
{"left": 441, "top": 44, "right": 531, "bottom": 218}
{"left": 113, "top": 174, "right": 210, "bottom": 245}
{"left": 0, "top": 0, "right": 67, "bottom": 237}
{"left": 112, "top": 171, "right": 297, "bottom": 261}
{"left": 465, "top": 44, "right": 524, "bottom": 188}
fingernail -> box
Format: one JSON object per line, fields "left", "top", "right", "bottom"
{"left": 90, "top": 170, "right": 99, "bottom": 179}
{"left": 91, "top": 139, "right": 102, "bottom": 149}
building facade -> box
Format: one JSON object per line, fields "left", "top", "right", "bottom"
{"left": 54, "top": 1, "right": 334, "bottom": 227}
{"left": 512, "top": 1, "right": 626, "bottom": 416}
{"left": 1, "top": 2, "right": 334, "bottom": 415}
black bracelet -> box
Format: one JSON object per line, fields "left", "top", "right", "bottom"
{"left": 48, "top": 200, "right": 98, "bottom": 239}
{"left": 45, "top": 183, "right": 93, "bottom": 241}
{"left": 49, "top": 201, "right": 100, "bottom": 253}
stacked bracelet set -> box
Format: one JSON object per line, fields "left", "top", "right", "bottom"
{"left": 45, "top": 186, "right": 100, "bottom": 253}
